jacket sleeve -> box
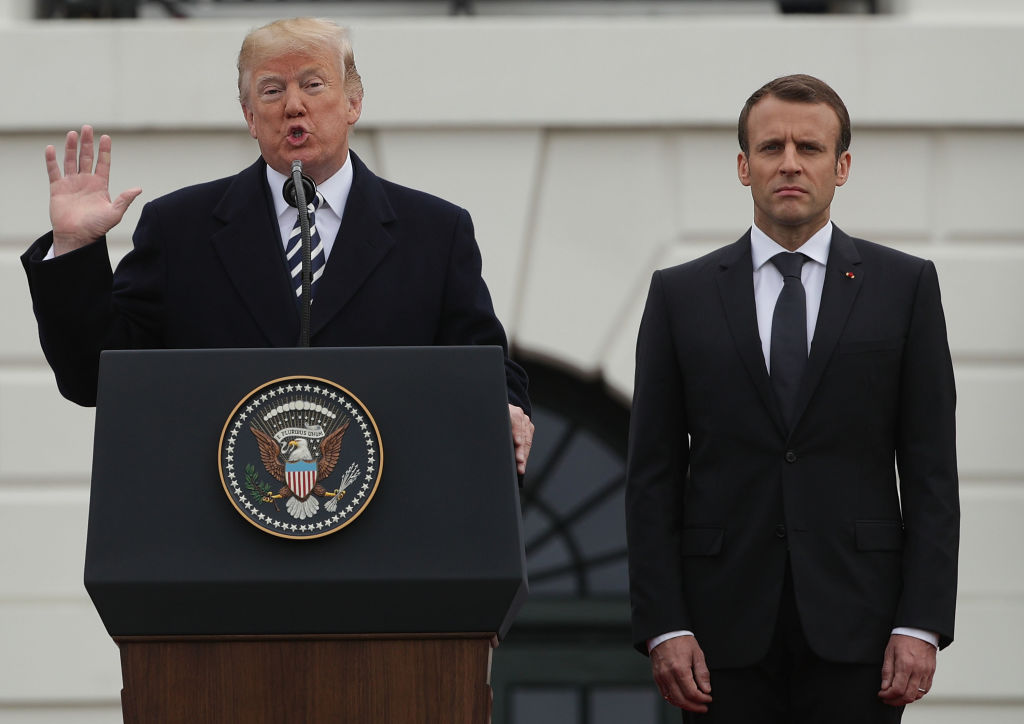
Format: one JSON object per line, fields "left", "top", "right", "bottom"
{"left": 625, "top": 270, "right": 691, "bottom": 654}
{"left": 434, "top": 207, "right": 530, "bottom": 417}
{"left": 21, "top": 211, "right": 166, "bottom": 407}
{"left": 893, "top": 260, "right": 959, "bottom": 649}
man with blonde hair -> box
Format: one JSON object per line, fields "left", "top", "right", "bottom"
{"left": 23, "top": 17, "right": 534, "bottom": 472}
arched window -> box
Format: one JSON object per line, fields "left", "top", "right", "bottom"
{"left": 493, "top": 357, "right": 676, "bottom": 724}
{"left": 521, "top": 361, "right": 629, "bottom": 597}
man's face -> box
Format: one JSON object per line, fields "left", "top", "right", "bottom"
{"left": 241, "top": 48, "right": 361, "bottom": 185}
{"left": 737, "top": 96, "right": 851, "bottom": 247}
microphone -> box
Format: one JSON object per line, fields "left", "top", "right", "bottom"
{"left": 283, "top": 164, "right": 317, "bottom": 208}
{"left": 286, "top": 160, "right": 316, "bottom": 347}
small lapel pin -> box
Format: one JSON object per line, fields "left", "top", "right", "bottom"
{"left": 844, "top": 271, "right": 856, "bottom": 279}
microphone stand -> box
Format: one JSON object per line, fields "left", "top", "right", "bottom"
{"left": 288, "top": 160, "right": 314, "bottom": 347}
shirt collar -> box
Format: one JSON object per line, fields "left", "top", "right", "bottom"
{"left": 750, "top": 220, "right": 832, "bottom": 271}
{"left": 266, "top": 153, "right": 353, "bottom": 220}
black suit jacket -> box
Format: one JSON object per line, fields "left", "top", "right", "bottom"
{"left": 22, "top": 152, "right": 529, "bottom": 413}
{"left": 625, "top": 227, "right": 958, "bottom": 668}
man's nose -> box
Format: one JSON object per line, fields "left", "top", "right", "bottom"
{"left": 284, "top": 86, "right": 305, "bottom": 116}
{"left": 779, "top": 143, "right": 801, "bottom": 174}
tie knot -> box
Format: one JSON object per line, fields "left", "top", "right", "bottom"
{"left": 770, "top": 252, "right": 808, "bottom": 279}
{"left": 307, "top": 192, "right": 324, "bottom": 214}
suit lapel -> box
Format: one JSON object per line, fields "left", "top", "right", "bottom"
{"left": 311, "top": 152, "right": 397, "bottom": 335}
{"left": 790, "top": 226, "right": 863, "bottom": 429}
{"left": 210, "top": 159, "right": 299, "bottom": 347}
{"left": 715, "top": 234, "right": 787, "bottom": 435}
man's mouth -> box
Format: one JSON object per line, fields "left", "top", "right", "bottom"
{"left": 287, "top": 127, "right": 308, "bottom": 144}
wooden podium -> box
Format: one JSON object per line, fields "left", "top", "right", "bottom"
{"left": 86, "top": 347, "right": 528, "bottom": 724}
{"left": 117, "top": 635, "right": 493, "bottom": 723}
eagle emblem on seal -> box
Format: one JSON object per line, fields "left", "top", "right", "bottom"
{"left": 250, "top": 414, "right": 350, "bottom": 520}
{"left": 219, "top": 376, "right": 383, "bottom": 539}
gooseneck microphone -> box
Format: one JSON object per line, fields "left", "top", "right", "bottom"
{"left": 284, "top": 160, "right": 316, "bottom": 347}
{"left": 283, "top": 165, "right": 316, "bottom": 209}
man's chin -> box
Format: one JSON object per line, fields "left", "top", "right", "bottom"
{"left": 767, "top": 204, "right": 822, "bottom": 226}
{"left": 269, "top": 151, "right": 319, "bottom": 177}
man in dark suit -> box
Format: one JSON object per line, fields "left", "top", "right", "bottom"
{"left": 625, "top": 75, "right": 958, "bottom": 722}
{"left": 22, "top": 17, "right": 533, "bottom": 472}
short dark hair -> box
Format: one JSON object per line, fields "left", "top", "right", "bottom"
{"left": 738, "top": 74, "right": 851, "bottom": 161}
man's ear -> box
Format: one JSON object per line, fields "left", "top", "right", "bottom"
{"left": 241, "top": 103, "right": 258, "bottom": 139}
{"left": 737, "top": 152, "right": 751, "bottom": 187}
{"left": 347, "top": 95, "right": 363, "bottom": 126}
{"left": 835, "top": 150, "right": 852, "bottom": 187}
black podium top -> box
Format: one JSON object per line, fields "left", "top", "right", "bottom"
{"left": 85, "top": 346, "right": 527, "bottom": 638}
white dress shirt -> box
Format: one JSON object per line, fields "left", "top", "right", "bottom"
{"left": 751, "top": 221, "right": 830, "bottom": 368}
{"left": 266, "top": 153, "right": 353, "bottom": 260}
{"left": 648, "top": 221, "right": 938, "bottom": 653}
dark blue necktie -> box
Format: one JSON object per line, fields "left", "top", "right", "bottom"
{"left": 286, "top": 192, "right": 326, "bottom": 302}
{"left": 769, "top": 252, "right": 809, "bottom": 428}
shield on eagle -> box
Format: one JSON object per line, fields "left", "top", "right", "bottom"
{"left": 285, "top": 459, "right": 317, "bottom": 499}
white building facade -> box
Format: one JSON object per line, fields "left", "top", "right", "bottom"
{"left": 1, "top": 1, "right": 1022, "bottom": 721}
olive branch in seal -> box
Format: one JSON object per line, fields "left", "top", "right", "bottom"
{"left": 245, "top": 463, "right": 280, "bottom": 512}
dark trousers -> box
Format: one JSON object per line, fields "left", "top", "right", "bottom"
{"left": 682, "top": 563, "right": 904, "bottom": 724}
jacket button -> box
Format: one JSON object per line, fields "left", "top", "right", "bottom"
{"left": 785, "top": 450, "right": 798, "bottom": 463}
{"left": 775, "top": 524, "right": 787, "bottom": 539}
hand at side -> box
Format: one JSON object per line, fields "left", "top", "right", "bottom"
{"left": 651, "top": 636, "right": 713, "bottom": 712}
{"left": 878, "top": 633, "right": 936, "bottom": 706}
{"left": 508, "top": 404, "right": 534, "bottom": 475}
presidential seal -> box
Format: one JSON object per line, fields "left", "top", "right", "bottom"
{"left": 218, "top": 376, "right": 383, "bottom": 540}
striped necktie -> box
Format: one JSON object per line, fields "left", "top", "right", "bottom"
{"left": 286, "top": 192, "right": 326, "bottom": 302}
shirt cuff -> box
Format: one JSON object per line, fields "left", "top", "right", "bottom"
{"left": 647, "top": 630, "right": 694, "bottom": 653}
{"left": 648, "top": 628, "right": 936, "bottom": 654}
{"left": 891, "top": 627, "right": 939, "bottom": 648}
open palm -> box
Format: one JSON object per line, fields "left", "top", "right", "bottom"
{"left": 46, "top": 125, "right": 142, "bottom": 255}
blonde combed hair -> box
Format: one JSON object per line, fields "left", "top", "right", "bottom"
{"left": 237, "top": 17, "right": 364, "bottom": 106}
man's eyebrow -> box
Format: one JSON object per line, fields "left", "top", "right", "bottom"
{"left": 254, "top": 73, "right": 284, "bottom": 87}
{"left": 755, "top": 135, "right": 826, "bottom": 149}
{"left": 257, "top": 67, "right": 325, "bottom": 82}
{"left": 296, "top": 66, "right": 328, "bottom": 80}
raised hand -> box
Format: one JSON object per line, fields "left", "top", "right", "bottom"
{"left": 46, "top": 125, "right": 142, "bottom": 256}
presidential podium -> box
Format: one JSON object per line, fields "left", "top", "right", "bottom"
{"left": 84, "top": 347, "right": 528, "bottom": 723}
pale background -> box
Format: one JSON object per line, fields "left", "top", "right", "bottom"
{"left": 0, "top": 0, "right": 1022, "bottom": 721}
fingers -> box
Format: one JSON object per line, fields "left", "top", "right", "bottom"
{"left": 651, "top": 637, "right": 713, "bottom": 713}
{"left": 878, "top": 634, "right": 937, "bottom": 706}
{"left": 693, "top": 650, "right": 712, "bottom": 696}
{"left": 879, "top": 640, "right": 895, "bottom": 691}
{"left": 94, "top": 131, "right": 113, "bottom": 181}
{"left": 112, "top": 187, "right": 144, "bottom": 216}
{"left": 55, "top": 125, "right": 99, "bottom": 180}
{"left": 508, "top": 405, "right": 534, "bottom": 475}
{"left": 879, "top": 666, "right": 912, "bottom": 706}
{"left": 80, "top": 125, "right": 96, "bottom": 176}
{"left": 47, "top": 124, "right": 137, "bottom": 252}
{"left": 676, "top": 644, "right": 712, "bottom": 711}
{"left": 62, "top": 129, "right": 80, "bottom": 178}
{"left": 45, "top": 144, "right": 60, "bottom": 184}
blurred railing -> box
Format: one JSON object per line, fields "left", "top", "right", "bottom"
{"left": 36, "top": 0, "right": 880, "bottom": 20}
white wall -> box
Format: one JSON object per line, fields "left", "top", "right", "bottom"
{"left": 1, "top": 10, "right": 1022, "bottom": 722}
